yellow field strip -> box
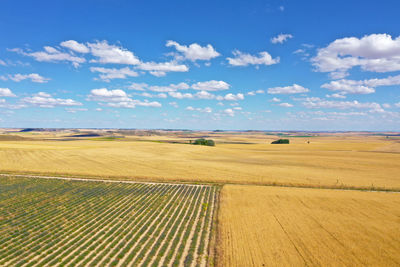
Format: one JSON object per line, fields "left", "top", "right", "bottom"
{"left": 218, "top": 185, "right": 400, "bottom": 267}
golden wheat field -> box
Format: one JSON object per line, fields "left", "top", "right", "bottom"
{"left": 217, "top": 185, "right": 400, "bottom": 267}
{"left": 0, "top": 131, "right": 399, "bottom": 189}
{"left": 1, "top": 130, "right": 400, "bottom": 266}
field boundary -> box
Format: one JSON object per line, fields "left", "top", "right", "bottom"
{"left": 0, "top": 173, "right": 206, "bottom": 187}
{"left": 0, "top": 172, "right": 399, "bottom": 193}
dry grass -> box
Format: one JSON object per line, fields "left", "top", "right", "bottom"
{"left": 217, "top": 185, "right": 400, "bottom": 267}
{"left": 0, "top": 134, "right": 399, "bottom": 189}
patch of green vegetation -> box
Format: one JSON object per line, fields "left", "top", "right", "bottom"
{"left": 191, "top": 138, "right": 215, "bottom": 146}
{"left": 271, "top": 139, "right": 290, "bottom": 144}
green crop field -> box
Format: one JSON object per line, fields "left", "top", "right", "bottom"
{"left": 0, "top": 176, "right": 217, "bottom": 267}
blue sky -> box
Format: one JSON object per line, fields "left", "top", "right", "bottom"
{"left": 1, "top": 0, "right": 400, "bottom": 130}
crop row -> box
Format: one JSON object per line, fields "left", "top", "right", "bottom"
{"left": 0, "top": 176, "right": 217, "bottom": 267}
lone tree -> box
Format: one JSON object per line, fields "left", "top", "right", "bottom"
{"left": 192, "top": 138, "right": 215, "bottom": 146}
{"left": 271, "top": 139, "right": 289, "bottom": 144}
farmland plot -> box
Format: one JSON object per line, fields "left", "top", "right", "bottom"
{"left": 218, "top": 185, "right": 400, "bottom": 267}
{"left": 0, "top": 176, "right": 217, "bottom": 267}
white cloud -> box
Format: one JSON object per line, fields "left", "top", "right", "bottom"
{"left": 271, "top": 97, "right": 281, "bottom": 102}
{"left": 312, "top": 33, "right": 400, "bottom": 77}
{"left": 168, "top": 90, "right": 244, "bottom": 101}
{"left": 129, "top": 82, "right": 190, "bottom": 93}
{"left": 87, "top": 88, "right": 130, "bottom": 102}
{"left": 137, "top": 60, "right": 189, "bottom": 75}
{"left": 279, "top": 102, "right": 293, "bottom": 107}
{"left": 395, "top": 102, "right": 400, "bottom": 108}
{"left": 227, "top": 50, "right": 279, "bottom": 66}
{"left": 0, "top": 59, "right": 6, "bottom": 66}
{"left": 191, "top": 80, "right": 230, "bottom": 91}
{"left": 6, "top": 73, "right": 50, "bottom": 83}
{"left": 87, "top": 88, "right": 161, "bottom": 108}
{"left": 321, "top": 80, "right": 374, "bottom": 94}
{"left": 222, "top": 93, "right": 244, "bottom": 101}
{"left": 268, "top": 84, "right": 309, "bottom": 94}
{"left": 60, "top": 40, "right": 90, "bottom": 53}
{"left": 166, "top": 40, "right": 220, "bottom": 61}
{"left": 302, "top": 98, "right": 384, "bottom": 113}
{"left": 65, "top": 108, "right": 88, "bottom": 113}
{"left": 194, "top": 90, "right": 213, "bottom": 99}
{"left": 10, "top": 47, "right": 85, "bottom": 67}
{"left": 0, "top": 88, "right": 16, "bottom": 97}
{"left": 185, "top": 106, "right": 212, "bottom": 113}
{"left": 223, "top": 108, "right": 235, "bottom": 116}
{"left": 247, "top": 89, "right": 265, "bottom": 96}
{"left": 90, "top": 67, "right": 139, "bottom": 82}
{"left": 88, "top": 40, "right": 140, "bottom": 65}
{"left": 22, "top": 92, "right": 82, "bottom": 108}
{"left": 138, "top": 92, "right": 167, "bottom": 98}
{"left": 127, "top": 82, "right": 148, "bottom": 91}
{"left": 169, "top": 102, "right": 178, "bottom": 108}
{"left": 168, "top": 91, "right": 194, "bottom": 99}
{"left": 326, "top": 93, "right": 346, "bottom": 99}
{"left": 321, "top": 74, "right": 400, "bottom": 94}
{"left": 271, "top": 34, "right": 293, "bottom": 44}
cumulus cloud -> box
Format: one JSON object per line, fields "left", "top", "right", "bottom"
{"left": 129, "top": 81, "right": 231, "bottom": 93}
{"left": 195, "top": 90, "right": 216, "bottom": 100}
{"left": 312, "top": 33, "right": 400, "bottom": 78}
{"left": 166, "top": 40, "right": 220, "bottom": 61}
{"left": 271, "top": 34, "right": 293, "bottom": 44}
{"left": 271, "top": 97, "right": 281, "bottom": 102}
{"left": 129, "top": 82, "right": 190, "bottom": 93}
{"left": 191, "top": 80, "right": 230, "bottom": 91}
{"left": 87, "top": 40, "right": 140, "bottom": 65}
{"left": 321, "top": 74, "right": 400, "bottom": 94}
{"left": 221, "top": 93, "right": 244, "bottom": 101}
{"left": 137, "top": 92, "right": 167, "bottom": 98}
{"left": 0, "top": 88, "right": 16, "bottom": 97}
{"left": 185, "top": 106, "right": 212, "bottom": 113}
{"left": 87, "top": 88, "right": 161, "bottom": 108}
{"left": 268, "top": 84, "right": 309, "bottom": 94}
{"left": 65, "top": 108, "right": 88, "bottom": 113}
{"left": 247, "top": 89, "right": 265, "bottom": 96}
{"left": 90, "top": 67, "right": 139, "bottom": 82}
{"left": 169, "top": 102, "right": 178, "bottom": 108}
{"left": 60, "top": 40, "right": 90, "bottom": 53}
{"left": 22, "top": 92, "right": 82, "bottom": 108}
{"left": 5, "top": 73, "right": 50, "bottom": 83}
{"left": 223, "top": 108, "right": 235, "bottom": 116}
{"left": 302, "top": 98, "right": 384, "bottom": 113}
{"left": 0, "top": 59, "right": 6, "bottom": 66}
{"left": 279, "top": 102, "right": 293, "bottom": 107}
{"left": 136, "top": 60, "right": 188, "bottom": 76}
{"left": 167, "top": 90, "right": 244, "bottom": 101}
{"left": 227, "top": 50, "right": 279, "bottom": 66}
{"left": 168, "top": 91, "right": 194, "bottom": 99}
{"left": 326, "top": 93, "right": 346, "bottom": 99}
{"left": 10, "top": 46, "right": 86, "bottom": 67}
{"left": 321, "top": 80, "right": 374, "bottom": 94}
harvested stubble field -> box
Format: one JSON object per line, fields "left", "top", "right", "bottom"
{"left": 0, "top": 132, "right": 399, "bottom": 190}
{"left": 217, "top": 185, "right": 400, "bottom": 267}
{"left": 0, "top": 176, "right": 217, "bottom": 267}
